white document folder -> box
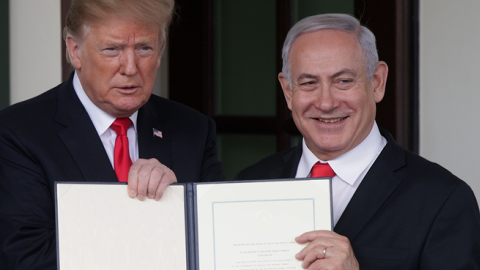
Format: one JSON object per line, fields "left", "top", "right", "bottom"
{"left": 55, "top": 179, "right": 332, "bottom": 270}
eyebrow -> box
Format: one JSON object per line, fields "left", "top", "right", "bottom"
{"left": 297, "top": 73, "right": 319, "bottom": 81}
{"left": 99, "top": 34, "right": 156, "bottom": 45}
{"left": 99, "top": 38, "right": 128, "bottom": 47}
{"left": 296, "top": 69, "right": 358, "bottom": 82}
{"left": 331, "top": 69, "right": 357, "bottom": 78}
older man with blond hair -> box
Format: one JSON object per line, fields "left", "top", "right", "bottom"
{"left": 0, "top": 0, "right": 223, "bottom": 268}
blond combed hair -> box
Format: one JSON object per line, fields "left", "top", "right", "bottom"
{"left": 63, "top": 0, "right": 174, "bottom": 62}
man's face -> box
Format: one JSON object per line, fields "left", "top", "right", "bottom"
{"left": 279, "top": 29, "right": 387, "bottom": 161}
{"left": 66, "top": 16, "right": 162, "bottom": 118}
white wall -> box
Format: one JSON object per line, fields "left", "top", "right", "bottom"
{"left": 420, "top": 0, "right": 480, "bottom": 201}
{"left": 9, "top": 0, "right": 62, "bottom": 104}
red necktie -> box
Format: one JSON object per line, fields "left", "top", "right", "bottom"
{"left": 310, "top": 162, "right": 336, "bottom": 178}
{"left": 111, "top": 118, "right": 132, "bottom": 182}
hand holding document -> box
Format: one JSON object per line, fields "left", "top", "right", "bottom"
{"left": 196, "top": 180, "right": 332, "bottom": 270}
{"left": 56, "top": 179, "right": 332, "bottom": 270}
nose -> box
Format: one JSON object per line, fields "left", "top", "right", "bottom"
{"left": 316, "top": 86, "right": 338, "bottom": 112}
{"left": 119, "top": 48, "right": 138, "bottom": 76}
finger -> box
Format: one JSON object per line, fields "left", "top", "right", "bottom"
{"left": 127, "top": 162, "right": 141, "bottom": 198}
{"left": 296, "top": 235, "right": 335, "bottom": 260}
{"left": 296, "top": 230, "right": 336, "bottom": 244}
{"left": 307, "top": 247, "right": 359, "bottom": 270}
{"left": 136, "top": 162, "right": 156, "bottom": 201}
{"left": 301, "top": 246, "right": 328, "bottom": 269}
{"left": 154, "top": 167, "right": 176, "bottom": 201}
{"left": 146, "top": 166, "right": 162, "bottom": 199}
{"left": 307, "top": 258, "right": 329, "bottom": 270}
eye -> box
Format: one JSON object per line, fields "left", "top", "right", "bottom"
{"left": 137, "top": 46, "right": 155, "bottom": 56}
{"left": 335, "top": 78, "right": 354, "bottom": 90}
{"left": 102, "top": 47, "right": 119, "bottom": 56}
{"left": 298, "top": 80, "right": 318, "bottom": 91}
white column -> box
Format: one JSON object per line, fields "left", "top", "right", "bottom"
{"left": 9, "top": 0, "right": 61, "bottom": 104}
{"left": 420, "top": 0, "right": 480, "bottom": 202}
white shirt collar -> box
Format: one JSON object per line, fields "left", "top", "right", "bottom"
{"left": 73, "top": 72, "right": 138, "bottom": 135}
{"left": 298, "top": 122, "right": 386, "bottom": 186}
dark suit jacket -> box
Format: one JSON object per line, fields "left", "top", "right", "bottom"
{"left": 236, "top": 129, "right": 480, "bottom": 269}
{"left": 0, "top": 75, "right": 224, "bottom": 269}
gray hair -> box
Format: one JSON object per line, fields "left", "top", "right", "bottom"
{"left": 282, "top": 13, "right": 378, "bottom": 86}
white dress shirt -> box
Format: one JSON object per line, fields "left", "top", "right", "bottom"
{"left": 73, "top": 72, "right": 139, "bottom": 168}
{"left": 295, "top": 122, "right": 387, "bottom": 226}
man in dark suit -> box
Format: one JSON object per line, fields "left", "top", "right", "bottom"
{"left": 236, "top": 14, "right": 480, "bottom": 269}
{"left": 0, "top": 0, "right": 223, "bottom": 269}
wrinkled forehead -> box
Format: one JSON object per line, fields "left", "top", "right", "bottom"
{"left": 76, "top": 15, "right": 164, "bottom": 46}
{"left": 289, "top": 29, "right": 365, "bottom": 76}
{"left": 292, "top": 30, "right": 361, "bottom": 57}
{"left": 289, "top": 30, "right": 364, "bottom": 72}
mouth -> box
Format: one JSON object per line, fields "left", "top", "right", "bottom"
{"left": 118, "top": 85, "right": 139, "bottom": 89}
{"left": 116, "top": 86, "right": 140, "bottom": 93}
{"left": 314, "top": 116, "right": 348, "bottom": 123}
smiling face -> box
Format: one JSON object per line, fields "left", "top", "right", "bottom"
{"left": 66, "top": 15, "right": 162, "bottom": 118}
{"left": 279, "top": 29, "right": 388, "bottom": 161}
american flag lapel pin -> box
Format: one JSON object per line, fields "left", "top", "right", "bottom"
{"left": 153, "top": 128, "right": 163, "bottom": 138}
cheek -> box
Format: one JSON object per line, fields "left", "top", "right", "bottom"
{"left": 290, "top": 98, "right": 303, "bottom": 115}
{"left": 348, "top": 95, "right": 376, "bottom": 126}
{"left": 140, "top": 60, "right": 160, "bottom": 78}
{"left": 291, "top": 93, "right": 314, "bottom": 113}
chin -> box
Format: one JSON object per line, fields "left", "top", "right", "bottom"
{"left": 108, "top": 105, "right": 140, "bottom": 118}
{"left": 309, "top": 137, "right": 348, "bottom": 154}
{"left": 116, "top": 99, "right": 146, "bottom": 111}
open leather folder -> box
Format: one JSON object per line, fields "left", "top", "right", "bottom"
{"left": 55, "top": 179, "right": 332, "bottom": 270}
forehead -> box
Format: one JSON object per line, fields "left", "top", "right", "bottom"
{"left": 289, "top": 29, "right": 364, "bottom": 76}
{"left": 82, "top": 15, "right": 161, "bottom": 43}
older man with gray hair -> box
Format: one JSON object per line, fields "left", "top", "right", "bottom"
{"left": 0, "top": 0, "right": 223, "bottom": 268}
{"left": 236, "top": 13, "right": 480, "bottom": 269}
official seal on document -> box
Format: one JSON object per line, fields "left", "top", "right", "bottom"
{"left": 254, "top": 209, "right": 274, "bottom": 228}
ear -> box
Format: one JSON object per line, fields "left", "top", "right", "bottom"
{"left": 65, "top": 35, "right": 82, "bottom": 69}
{"left": 157, "top": 33, "right": 167, "bottom": 69}
{"left": 371, "top": 61, "right": 388, "bottom": 103}
{"left": 156, "top": 52, "right": 162, "bottom": 69}
{"left": 278, "top": 72, "right": 293, "bottom": 110}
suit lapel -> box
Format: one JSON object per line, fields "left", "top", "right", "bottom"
{"left": 136, "top": 99, "right": 172, "bottom": 168}
{"left": 55, "top": 75, "right": 117, "bottom": 182}
{"left": 276, "top": 145, "right": 302, "bottom": 179}
{"left": 334, "top": 130, "right": 406, "bottom": 240}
